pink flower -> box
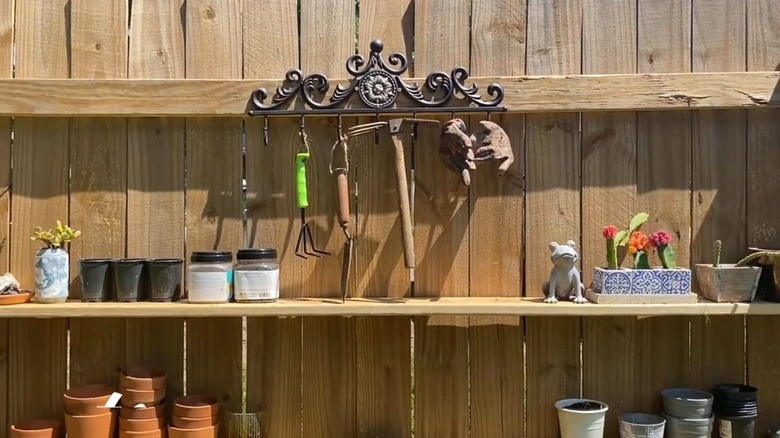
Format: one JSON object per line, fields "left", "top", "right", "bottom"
{"left": 603, "top": 225, "right": 617, "bottom": 239}
{"left": 650, "top": 230, "right": 672, "bottom": 246}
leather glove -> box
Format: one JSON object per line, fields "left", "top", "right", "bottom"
{"left": 470, "top": 120, "right": 514, "bottom": 177}
{"left": 439, "top": 118, "right": 476, "bottom": 186}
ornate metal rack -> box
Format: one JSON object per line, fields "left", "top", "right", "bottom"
{"left": 246, "top": 39, "right": 506, "bottom": 117}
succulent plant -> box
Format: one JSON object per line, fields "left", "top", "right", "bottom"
{"left": 713, "top": 240, "right": 722, "bottom": 268}
{"left": 30, "top": 220, "right": 81, "bottom": 249}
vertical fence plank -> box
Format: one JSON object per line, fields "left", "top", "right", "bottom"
{"left": 412, "top": 1, "right": 470, "bottom": 437}
{"left": 8, "top": 0, "right": 69, "bottom": 424}
{"left": 581, "top": 0, "right": 637, "bottom": 435}
{"left": 183, "top": 0, "right": 244, "bottom": 417}
{"left": 126, "top": 0, "right": 186, "bottom": 407}
{"left": 634, "top": 0, "right": 694, "bottom": 415}
{"left": 0, "top": 0, "right": 11, "bottom": 277}
{"left": 524, "top": 0, "right": 582, "bottom": 436}
{"left": 68, "top": 0, "right": 129, "bottom": 387}
{"left": 746, "top": 1, "right": 780, "bottom": 434}
{"left": 689, "top": 0, "right": 747, "bottom": 393}
{"left": 468, "top": 1, "right": 525, "bottom": 437}
{"left": 0, "top": 2, "right": 9, "bottom": 430}
{"left": 243, "top": 0, "right": 302, "bottom": 436}
{"left": 355, "top": 2, "right": 413, "bottom": 437}
{"left": 299, "top": 1, "right": 357, "bottom": 436}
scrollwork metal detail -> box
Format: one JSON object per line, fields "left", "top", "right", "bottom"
{"left": 248, "top": 39, "right": 505, "bottom": 115}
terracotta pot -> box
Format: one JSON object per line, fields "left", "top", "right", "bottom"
{"left": 120, "top": 416, "right": 167, "bottom": 432}
{"left": 171, "top": 413, "right": 218, "bottom": 429}
{"left": 121, "top": 387, "right": 166, "bottom": 407}
{"left": 63, "top": 384, "right": 116, "bottom": 416}
{"left": 64, "top": 411, "right": 117, "bottom": 438}
{"left": 119, "top": 366, "right": 167, "bottom": 391}
{"left": 120, "top": 404, "right": 166, "bottom": 420}
{"left": 119, "top": 428, "right": 168, "bottom": 438}
{"left": 172, "top": 395, "right": 219, "bottom": 418}
{"left": 10, "top": 419, "right": 63, "bottom": 438}
{"left": 168, "top": 424, "right": 217, "bottom": 438}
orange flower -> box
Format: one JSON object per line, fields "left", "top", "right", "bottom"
{"left": 628, "top": 231, "right": 649, "bottom": 255}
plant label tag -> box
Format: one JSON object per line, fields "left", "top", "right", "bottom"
{"left": 102, "top": 392, "right": 123, "bottom": 408}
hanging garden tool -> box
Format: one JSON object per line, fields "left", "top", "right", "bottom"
{"left": 295, "top": 117, "right": 330, "bottom": 259}
{"left": 330, "top": 120, "right": 389, "bottom": 302}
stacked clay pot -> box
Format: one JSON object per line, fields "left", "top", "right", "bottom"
{"left": 10, "top": 419, "right": 63, "bottom": 438}
{"left": 169, "top": 395, "right": 220, "bottom": 437}
{"left": 118, "top": 366, "right": 168, "bottom": 438}
{"left": 63, "top": 384, "right": 118, "bottom": 438}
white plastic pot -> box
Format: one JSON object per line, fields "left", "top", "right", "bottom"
{"left": 556, "top": 398, "right": 609, "bottom": 438}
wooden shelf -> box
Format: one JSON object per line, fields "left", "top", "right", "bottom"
{"left": 1, "top": 71, "right": 778, "bottom": 117}
{"left": 0, "top": 297, "right": 778, "bottom": 318}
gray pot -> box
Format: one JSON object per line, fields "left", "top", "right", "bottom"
{"left": 662, "top": 388, "right": 714, "bottom": 419}
{"left": 663, "top": 414, "right": 713, "bottom": 437}
{"left": 618, "top": 413, "right": 665, "bottom": 438}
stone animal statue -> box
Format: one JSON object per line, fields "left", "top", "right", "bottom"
{"left": 543, "top": 240, "right": 587, "bottom": 304}
{"left": 439, "top": 118, "right": 476, "bottom": 186}
{"left": 470, "top": 120, "right": 514, "bottom": 177}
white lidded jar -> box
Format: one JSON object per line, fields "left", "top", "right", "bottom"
{"left": 234, "top": 248, "right": 280, "bottom": 302}
{"left": 187, "top": 250, "right": 233, "bottom": 304}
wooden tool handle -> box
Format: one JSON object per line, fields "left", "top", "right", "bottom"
{"left": 335, "top": 169, "right": 350, "bottom": 228}
{"left": 391, "top": 137, "right": 415, "bottom": 269}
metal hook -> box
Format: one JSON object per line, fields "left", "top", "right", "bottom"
{"left": 299, "top": 114, "right": 306, "bottom": 135}
{"left": 374, "top": 113, "right": 380, "bottom": 144}
{"left": 263, "top": 116, "right": 269, "bottom": 146}
{"left": 337, "top": 114, "right": 344, "bottom": 140}
{"left": 487, "top": 112, "right": 493, "bottom": 122}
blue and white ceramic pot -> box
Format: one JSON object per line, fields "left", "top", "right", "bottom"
{"left": 34, "top": 248, "right": 70, "bottom": 303}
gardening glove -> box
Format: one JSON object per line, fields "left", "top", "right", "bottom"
{"left": 439, "top": 118, "right": 476, "bottom": 186}
{"left": 470, "top": 120, "right": 514, "bottom": 177}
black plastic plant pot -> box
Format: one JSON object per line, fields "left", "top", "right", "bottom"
{"left": 78, "top": 259, "right": 113, "bottom": 302}
{"left": 112, "top": 258, "right": 148, "bottom": 302}
{"left": 713, "top": 384, "right": 758, "bottom": 402}
{"left": 148, "top": 258, "right": 184, "bottom": 302}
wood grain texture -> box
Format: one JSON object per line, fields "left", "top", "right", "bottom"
{"left": 8, "top": 319, "right": 67, "bottom": 425}
{"left": 2, "top": 72, "right": 780, "bottom": 116}
{"left": 0, "top": 0, "right": 11, "bottom": 278}
{"left": 524, "top": 1, "right": 582, "bottom": 436}
{"left": 125, "top": 0, "right": 186, "bottom": 409}
{"left": 355, "top": 3, "right": 413, "bottom": 437}
{"left": 746, "top": 0, "right": 780, "bottom": 433}
{"left": 299, "top": 1, "right": 357, "bottom": 436}
{"left": 183, "top": 0, "right": 244, "bottom": 418}
{"left": 634, "top": 0, "right": 695, "bottom": 420}
{"left": 581, "top": 0, "right": 637, "bottom": 435}
{"left": 8, "top": 1, "right": 70, "bottom": 424}
{"left": 67, "top": 0, "right": 129, "bottom": 388}
{"left": 689, "top": 0, "right": 747, "bottom": 393}
{"left": 243, "top": 1, "right": 303, "bottom": 436}
{"left": 413, "top": 1, "right": 471, "bottom": 437}
{"left": 468, "top": 1, "right": 525, "bottom": 436}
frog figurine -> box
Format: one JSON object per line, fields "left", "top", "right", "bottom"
{"left": 543, "top": 240, "right": 587, "bottom": 304}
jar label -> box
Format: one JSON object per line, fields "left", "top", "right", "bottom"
{"left": 235, "top": 270, "right": 280, "bottom": 300}
{"left": 188, "top": 271, "right": 230, "bottom": 302}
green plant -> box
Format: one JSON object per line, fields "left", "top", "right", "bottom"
{"left": 30, "top": 220, "right": 81, "bottom": 249}
{"left": 602, "top": 212, "right": 649, "bottom": 269}
{"left": 735, "top": 250, "right": 780, "bottom": 267}
{"left": 713, "top": 240, "right": 722, "bottom": 267}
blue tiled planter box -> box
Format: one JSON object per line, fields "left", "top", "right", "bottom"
{"left": 592, "top": 267, "right": 692, "bottom": 295}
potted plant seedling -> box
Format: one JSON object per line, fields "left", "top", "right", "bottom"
{"left": 555, "top": 398, "right": 609, "bottom": 438}
{"left": 593, "top": 212, "right": 692, "bottom": 295}
{"left": 695, "top": 240, "right": 762, "bottom": 303}
{"left": 30, "top": 220, "right": 80, "bottom": 303}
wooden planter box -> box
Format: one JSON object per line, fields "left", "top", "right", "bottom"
{"left": 694, "top": 264, "right": 761, "bottom": 303}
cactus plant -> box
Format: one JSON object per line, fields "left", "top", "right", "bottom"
{"left": 713, "top": 240, "right": 722, "bottom": 267}
{"left": 602, "top": 212, "right": 648, "bottom": 269}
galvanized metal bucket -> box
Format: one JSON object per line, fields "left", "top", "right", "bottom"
{"left": 619, "top": 413, "right": 665, "bottom": 438}
{"left": 224, "top": 411, "right": 264, "bottom": 438}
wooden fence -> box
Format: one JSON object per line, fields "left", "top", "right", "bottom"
{"left": 1, "top": 0, "right": 780, "bottom": 437}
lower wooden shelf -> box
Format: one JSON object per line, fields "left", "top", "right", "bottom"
{"left": 0, "top": 296, "right": 776, "bottom": 318}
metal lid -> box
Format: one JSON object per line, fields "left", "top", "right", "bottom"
{"left": 236, "top": 248, "right": 278, "bottom": 260}
{"left": 190, "top": 251, "right": 233, "bottom": 263}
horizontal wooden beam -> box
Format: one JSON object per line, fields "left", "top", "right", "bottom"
{"left": 1, "top": 71, "right": 778, "bottom": 117}
{"left": 0, "top": 297, "right": 775, "bottom": 317}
